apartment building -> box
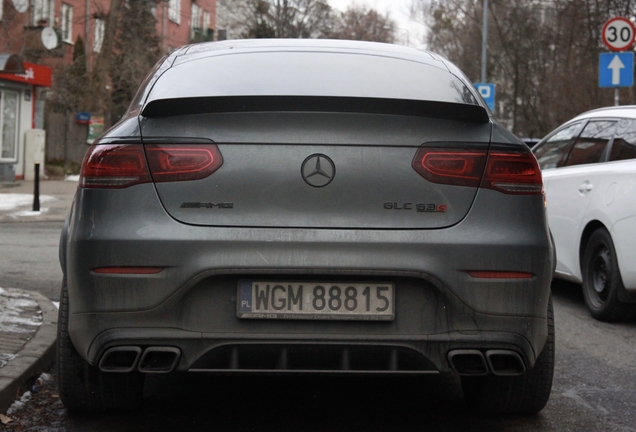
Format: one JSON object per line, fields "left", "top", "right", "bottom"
{"left": 0, "top": 0, "right": 216, "bottom": 180}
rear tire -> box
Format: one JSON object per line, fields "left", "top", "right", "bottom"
{"left": 581, "top": 228, "right": 636, "bottom": 322}
{"left": 57, "top": 279, "right": 145, "bottom": 412}
{"left": 461, "top": 298, "right": 555, "bottom": 414}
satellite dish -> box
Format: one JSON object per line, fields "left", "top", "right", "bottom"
{"left": 41, "top": 27, "right": 59, "bottom": 50}
{"left": 12, "top": 0, "right": 29, "bottom": 13}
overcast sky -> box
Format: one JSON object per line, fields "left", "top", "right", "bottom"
{"left": 327, "top": 0, "right": 427, "bottom": 49}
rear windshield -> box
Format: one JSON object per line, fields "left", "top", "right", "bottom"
{"left": 145, "top": 51, "right": 479, "bottom": 106}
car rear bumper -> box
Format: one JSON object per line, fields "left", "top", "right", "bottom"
{"left": 63, "top": 185, "right": 553, "bottom": 374}
{"left": 82, "top": 325, "right": 544, "bottom": 375}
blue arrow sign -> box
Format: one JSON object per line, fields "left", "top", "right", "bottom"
{"left": 475, "top": 83, "right": 495, "bottom": 110}
{"left": 599, "top": 52, "right": 634, "bottom": 87}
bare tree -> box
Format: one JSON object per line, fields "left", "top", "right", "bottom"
{"left": 221, "top": 0, "right": 335, "bottom": 39}
{"left": 110, "top": 0, "right": 161, "bottom": 121}
{"left": 412, "top": 0, "right": 636, "bottom": 137}
{"left": 90, "top": 0, "right": 124, "bottom": 118}
{"left": 329, "top": 4, "right": 397, "bottom": 43}
{"left": 49, "top": 37, "right": 90, "bottom": 113}
{"left": 217, "top": 0, "right": 254, "bottom": 40}
{"left": 218, "top": 0, "right": 396, "bottom": 43}
{"left": 49, "top": 0, "right": 160, "bottom": 126}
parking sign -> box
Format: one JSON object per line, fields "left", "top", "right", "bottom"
{"left": 475, "top": 83, "right": 495, "bottom": 110}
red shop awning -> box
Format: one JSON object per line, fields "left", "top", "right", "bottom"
{"left": 0, "top": 62, "right": 52, "bottom": 87}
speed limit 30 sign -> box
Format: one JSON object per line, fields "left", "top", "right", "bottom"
{"left": 602, "top": 17, "right": 636, "bottom": 51}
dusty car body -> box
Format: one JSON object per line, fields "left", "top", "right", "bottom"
{"left": 58, "top": 39, "right": 554, "bottom": 414}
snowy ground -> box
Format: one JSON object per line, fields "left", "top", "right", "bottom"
{"left": 0, "top": 288, "right": 60, "bottom": 427}
{"left": 0, "top": 288, "right": 42, "bottom": 334}
{"left": 0, "top": 194, "right": 56, "bottom": 218}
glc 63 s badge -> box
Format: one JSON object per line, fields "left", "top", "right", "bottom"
{"left": 384, "top": 202, "right": 447, "bottom": 212}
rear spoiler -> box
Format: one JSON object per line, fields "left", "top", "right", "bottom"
{"left": 141, "top": 96, "right": 490, "bottom": 123}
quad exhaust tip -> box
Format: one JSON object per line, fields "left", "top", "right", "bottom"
{"left": 448, "top": 349, "right": 526, "bottom": 376}
{"left": 485, "top": 350, "right": 526, "bottom": 376}
{"left": 448, "top": 350, "right": 488, "bottom": 376}
{"left": 99, "top": 346, "right": 142, "bottom": 373}
{"left": 138, "top": 347, "right": 181, "bottom": 373}
{"left": 98, "top": 346, "right": 181, "bottom": 373}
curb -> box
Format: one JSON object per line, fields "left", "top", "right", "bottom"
{"left": 0, "top": 291, "right": 58, "bottom": 414}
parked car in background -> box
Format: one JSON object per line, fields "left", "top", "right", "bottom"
{"left": 533, "top": 106, "right": 636, "bottom": 321}
{"left": 58, "top": 39, "right": 554, "bottom": 414}
{"left": 520, "top": 137, "right": 541, "bottom": 148}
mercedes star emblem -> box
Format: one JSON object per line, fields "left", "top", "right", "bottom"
{"left": 301, "top": 154, "right": 336, "bottom": 188}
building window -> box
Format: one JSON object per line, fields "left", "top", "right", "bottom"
{"left": 0, "top": 91, "right": 19, "bottom": 162}
{"left": 94, "top": 19, "right": 105, "bottom": 53}
{"left": 190, "top": 3, "right": 202, "bottom": 39}
{"left": 203, "top": 11, "right": 210, "bottom": 30}
{"left": 61, "top": 4, "right": 73, "bottom": 43}
{"left": 169, "top": 0, "right": 181, "bottom": 24}
{"left": 32, "top": 0, "right": 54, "bottom": 26}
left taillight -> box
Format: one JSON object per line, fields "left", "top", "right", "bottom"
{"left": 145, "top": 145, "right": 223, "bottom": 182}
{"left": 80, "top": 144, "right": 223, "bottom": 189}
{"left": 80, "top": 144, "right": 151, "bottom": 189}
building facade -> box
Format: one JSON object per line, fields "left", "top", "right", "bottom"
{"left": 0, "top": 0, "right": 217, "bottom": 180}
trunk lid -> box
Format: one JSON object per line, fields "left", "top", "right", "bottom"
{"left": 140, "top": 111, "right": 491, "bottom": 229}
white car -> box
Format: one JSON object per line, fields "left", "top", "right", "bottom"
{"left": 533, "top": 106, "right": 636, "bottom": 321}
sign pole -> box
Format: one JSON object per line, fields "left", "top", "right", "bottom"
{"left": 615, "top": 88, "right": 619, "bottom": 106}
{"left": 481, "top": 0, "right": 488, "bottom": 83}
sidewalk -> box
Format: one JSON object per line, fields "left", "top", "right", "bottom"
{"left": 0, "top": 179, "right": 72, "bottom": 413}
{"left": 0, "top": 178, "right": 78, "bottom": 223}
{"left": 0, "top": 288, "right": 57, "bottom": 415}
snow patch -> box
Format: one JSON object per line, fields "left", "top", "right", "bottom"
{"left": 5, "top": 374, "right": 51, "bottom": 417}
{"left": 0, "top": 288, "right": 42, "bottom": 333}
{"left": 6, "top": 391, "right": 31, "bottom": 415}
{"left": 65, "top": 174, "right": 80, "bottom": 182}
{"left": 0, "top": 193, "right": 56, "bottom": 211}
{"left": 0, "top": 353, "right": 17, "bottom": 368}
{"left": 9, "top": 208, "right": 50, "bottom": 218}
{"left": 38, "top": 373, "right": 52, "bottom": 383}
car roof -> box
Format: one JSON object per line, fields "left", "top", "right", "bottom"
{"left": 570, "top": 105, "right": 636, "bottom": 121}
{"left": 176, "top": 38, "right": 445, "bottom": 65}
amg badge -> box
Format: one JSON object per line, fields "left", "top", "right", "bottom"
{"left": 180, "top": 202, "right": 234, "bottom": 209}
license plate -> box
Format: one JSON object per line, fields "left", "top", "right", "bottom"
{"left": 237, "top": 281, "right": 395, "bottom": 321}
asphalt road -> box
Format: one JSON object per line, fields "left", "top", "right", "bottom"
{"left": 0, "top": 221, "right": 64, "bottom": 301}
{"left": 0, "top": 222, "right": 635, "bottom": 431}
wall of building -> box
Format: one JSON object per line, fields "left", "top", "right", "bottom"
{"left": 158, "top": 0, "right": 217, "bottom": 52}
{"left": 1, "top": 0, "right": 218, "bottom": 175}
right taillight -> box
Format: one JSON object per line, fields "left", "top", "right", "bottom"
{"left": 412, "top": 148, "right": 487, "bottom": 188}
{"left": 480, "top": 151, "right": 543, "bottom": 195}
{"left": 412, "top": 147, "right": 543, "bottom": 195}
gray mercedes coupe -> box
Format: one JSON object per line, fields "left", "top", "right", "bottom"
{"left": 58, "top": 39, "right": 554, "bottom": 414}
